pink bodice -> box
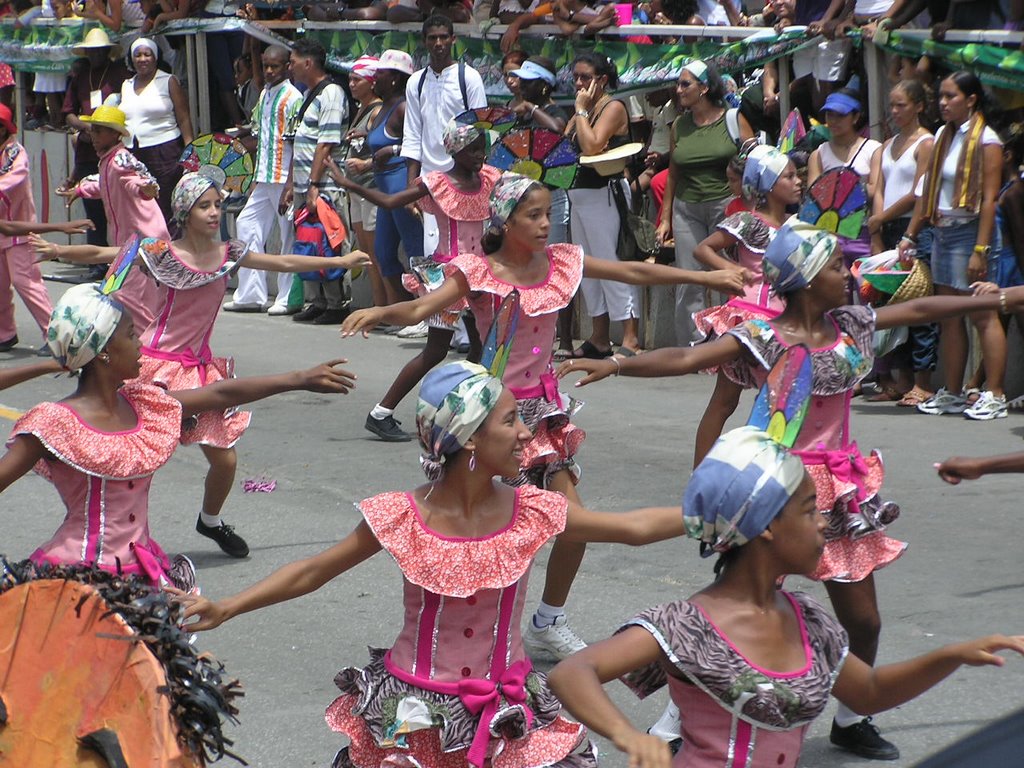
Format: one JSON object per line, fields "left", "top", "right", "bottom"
{"left": 9, "top": 383, "right": 182, "bottom": 584}
{"left": 448, "top": 243, "right": 584, "bottom": 396}
{"left": 419, "top": 166, "right": 501, "bottom": 259}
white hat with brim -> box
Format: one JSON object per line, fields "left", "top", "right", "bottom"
{"left": 579, "top": 142, "right": 644, "bottom": 177}
{"left": 376, "top": 50, "right": 414, "bottom": 76}
{"left": 72, "top": 28, "right": 122, "bottom": 58}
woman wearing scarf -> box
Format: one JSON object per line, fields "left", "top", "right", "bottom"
{"left": 119, "top": 37, "right": 194, "bottom": 223}
{"left": 32, "top": 171, "right": 369, "bottom": 560}
{"left": 561, "top": 217, "right": 1024, "bottom": 760}
{"left": 177, "top": 360, "right": 690, "bottom": 768}
{"left": 900, "top": 71, "right": 1008, "bottom": 421}
{"left": 549, "top": 389, "right": 1024, "bottom": 768}
{"left": 0, "top": 283, "right": 357, "bottom": 588}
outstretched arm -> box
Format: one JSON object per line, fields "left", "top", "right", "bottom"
{"left": 875, "top": 285, "right": 1024, "bottom": 330}
{"left": 558, "top": 334, "right": 745, "bottom": 386}
{"left": 0, "top": 359, "right": 62, "bottom": 390}
{"left": 582, "top": 256, "right": 746, "bottom": 296}
{"left": 170, "top": 360, "right": 357, "bottom": 419}
{"left": 935, "top": 452, "right": 1024, "bottom": 484}
{"left": 549, "top": 629, "right": 674, "bottom": 768}
{"left": 30, "top": 234, "right": 119, "bottom": 265}
{"left": 242, "top": 249, "right": 371, "bottom": 273}
{"left": 175, "top": 521, "right": 382, "bottom": 630}
{"left": 341, "top": 274, "right": 469, "bottom": 337}
{"left": 561, "top": 502, "right": 685, "bottom": 545}
{"left": 0, "top": 219, "right": 94, "bottom": 237}
{"left": 326, "top": 161, "right": 428, "bottom": 209}
{"left": 831, "top": 635, "right": 1024, "bottom": 715}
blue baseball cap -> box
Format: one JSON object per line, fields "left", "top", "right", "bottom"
{"left": 509, "top": 59, "right": 556, "bottom": 85}
{"left": 821, "top": 92, "right": 861, "bottom": 115}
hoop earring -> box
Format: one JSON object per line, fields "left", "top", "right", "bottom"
{"left": 468, "top": 450, "right": 477, "bottom": 472}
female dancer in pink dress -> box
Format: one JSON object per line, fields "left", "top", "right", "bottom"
{"left": 33, "top": 171, "right": 370, "bottom": 559}
{"left": 0, "top": 283, "right": 358, "bottom": 588}
{"left": 550, "top": 380, "right": 1024, "bottom": 768}
{"left": 329, "top": 119, "right": 501, "bottom": 442}
{"left": 177, "top": 360, "right": 686, "bottom": 768}
{"left": 342, "top": 172, "right": 746, "bottom": 660}
{"left": 560, "top": 217, "right": 1024, "bottom": 759}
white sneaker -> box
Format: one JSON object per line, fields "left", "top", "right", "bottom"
{"left": 396, "top": 321, "right": 429, "bottom": 338}
{"left": 267, "top": 304, "right": 300, "bottom": 316}
{"left": 963, "top": 391, "right": 1008, "bottom": 420}
{"left": 917, "top": 387, "right": 968, "bottom": 415}
{"left": 523, "top": 615, "right": 587, "bottom": 660}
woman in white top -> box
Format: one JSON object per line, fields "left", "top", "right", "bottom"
{"left": 807, "top": 88, "right": 882, "bottom": 281}
{"left": 868, "top": 80, "right": 936, "bottom": 405}
{"left": 120, "top": 37, "right": 194, "bottom": 223}
{"left": 900, "top": 71, "right": 1006, "bottom": 421}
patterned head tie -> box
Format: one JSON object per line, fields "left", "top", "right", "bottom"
{"left": 763, "top": 216, "right": 839, "bottom": 294}
{"left": 488, "top": 172, "right": 541, "bottom": 235}
{"left": 416, "top": 361, "right": 505, "bottom": 481}
{"left": 742, "top": 145, "right": 791, "bottom": 202}
{"left": 443, "top": 119, "right": 483, "bottom": 157}
{"left": 681, "top": 59, "right": 709, "bottom": 83}
{"left": 46, "top": 283, "right": 125, "bottom": 371}
{"left": 171, "top": 170, "right": 223, "bottom": 225}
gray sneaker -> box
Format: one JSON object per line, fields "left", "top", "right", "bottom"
{"left": 916, "top": 387, "right": 967, "bottom": 415}
{"left": 523, "top": 615, "right": 587, "bottom": 660}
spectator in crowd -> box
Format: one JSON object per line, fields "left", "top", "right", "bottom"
{"left": 341, "top": 56, "right": 385, "bottom": 308}
{"left": 492, "top": 0, "right": 543, "bottom": 22}
{"left": 120, "top": 37, "right": 194, "bottom": 224}
{"left": 29, "top": 0, "right": 74, "bottom": 130}
{"left": 901, "top": 71, "right": 1008, "bottom": 421}
{"left": 786, "top": 0, "right": 856, "bottom": 113}
{"left": 0, "top": 105, "right": 53, "bottom": 355}
{"left": 233, "top": 53, "right": 259, "bottom": 120}
{"left": 305, "top": 0, "right": 388, "bottom": 19}
{"left": 63, "top": 28, "right": 130, "bottom": 256}
{"left": 387, "top": 0, "right": 472, "bottom": 23}
{"left": 501, "top": 49, "right": 529, "bottom": 109}
{"left": 224, "top": 45, "right": 304, "bottom": 315}
{"left": 286, "top": 38, "right": 352, "bottom": 326}
{"left": 402, "top": 13, "right": 486, "bottom": 337}
{"left": 364, "top": 50, "right": 422, "bottom": 308}
{"left": 80, "top": 0, "right": 148, "bottom": 32}
{"left": 657, "top": 60, "right": 753, "bottom": 347}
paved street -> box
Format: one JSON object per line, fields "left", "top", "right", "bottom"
{"left": 2, "top": 278, "right": 1023, "bottom": 767}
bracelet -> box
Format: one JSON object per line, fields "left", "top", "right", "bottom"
{"left": 999, "top": 290, "right": 1009, "bottom": 316}
{"left": 529, "top": 104, "right": 538, "bottom": 118}
{"left": 576, "top": 108, "right": 589, "bottom": 118}
{"left": 900, "top": 233, "right": 917, "bottom": 244}
{"left": 392, "top": 144, "right": 400, "bottom": 156}
{"left": 610, "top": 356, "right": 621, "bottom": 376}
{"left": 973, "top": 244, "right": 991, "bottom": 256}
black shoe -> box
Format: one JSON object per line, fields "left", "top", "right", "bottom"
{"left": 0, "top": 335, "right": 17, "bottom": 352}
{"left": 365, "top": 412, "right": 412, "bottom": 442}
{"left": 830, "top": 718, "right": 900, "bottom": 760}
{"left": 195, "top": 516, "right": 250, "bottom": 558}
{"left": 312, "top": 307, "right": 350, "bottom": 325}
{"left": 292, "top": 305, "right": 325, "bottom": 323}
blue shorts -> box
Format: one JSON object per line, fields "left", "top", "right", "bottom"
{"left": 930, "top": 219, "right": 1001, "bottom": 292}
{"left": 988, "top": 251, "right": 1024, "bottom": 289}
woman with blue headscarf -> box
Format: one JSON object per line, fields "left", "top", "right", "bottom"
{"left": 550, "top": 412, "right": 1024, "bottom": 768}
{"left": 0, "top": 282, "right": 358, "bottom": 588}
{"left": 561, "top": 217, "right": 1024, "bottom": 757}
{"left": 177, "top": 360, "right": 688, "bottom": 768}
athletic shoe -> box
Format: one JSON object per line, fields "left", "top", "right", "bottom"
{"left": 292, "top": 305, "right": 325, "bottom": 323}
{"left": 222, "top": 301, "right": 264, "bottom": 312}
{"left": 267, "top": 304, "right": 301, "bottom": 316}
{"left": 396, "top": 321, "right": 429, "bottom": 338}
{"left": 916, "top": 387, "right": 967, "bottom": 415}
{"left": 365, "top": 413, "right": 412, "bottom": 442}
{"left": 523, "top": 615, "right": 587, "bottom": 660}
{"left": 963, "top": 391, "right": 1008, "bottom": 420}
{"left": 195, "top": 516, "right": 250, "bottom": 558}
{"left": 830, "top": 718, "right": 899, "bottom": 760}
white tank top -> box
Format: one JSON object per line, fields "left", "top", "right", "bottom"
{"left": 120, "top": 70, "right": 181, "bottom": 148}
{"left": 881, "top": 134, "right": 930, "bottom": 213}
{"left": 819, "top": 138, "right": 881, "bottom": 182}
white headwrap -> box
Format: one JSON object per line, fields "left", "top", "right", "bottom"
{"left": 130, "top": 37, "right": 159, "bottom": 59}
{"left": 46, "top": 283, "right": 125, "bottom": 371}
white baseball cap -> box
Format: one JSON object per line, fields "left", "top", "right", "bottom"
{"left": 376, "top": 49, "right": 414, "bottom": 76}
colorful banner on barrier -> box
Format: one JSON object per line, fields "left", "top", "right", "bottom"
{"left": 0, "top": 20, "right": 120, "bottom": 73}
{"left": 305, "top": 26, "right": 827, "bottom": 97}
{"left": 876, "top": 31, "right": 1024, "bottom": 95}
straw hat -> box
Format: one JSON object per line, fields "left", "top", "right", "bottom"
{"left": 72, "top": 28, "right": 122, "bottom": 58}
{"left": 579, "top": 142, "right": 643, "bottom": 177}
{"left": 80, "top": 105, "right": 130, "bottom": 137}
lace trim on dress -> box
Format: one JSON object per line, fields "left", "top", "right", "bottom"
{"left": 358, "top": 486, "right": 567, "bottom": 597}
{"left": 422, "top": 165, "right": 502, "bottom": 221}
{"left": 446, "top": 243, "right": 584, "bottom": 318}
{"left": 138, "top": 237, "right": 248, "bottom": 290}
{"left": 9, "top": 383, "right": 182, "bottom": 480}
{"left": 717, "top": 211, "right": 775, "bottom": 256}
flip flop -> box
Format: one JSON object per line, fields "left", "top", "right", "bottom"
{"left": 897, "top": 387, "right": 933, "bottom": 407}
{"left": 866, "top": 387, "right": 903, "bottom": 402}
{"left": 552, "top": 348, "right": 575, "bottom": 362}
{"left": 615, "top": 346, "right": 641, "bottom": 358}
{"left": 570, "top": 341, "right": 613, "bottom": 360}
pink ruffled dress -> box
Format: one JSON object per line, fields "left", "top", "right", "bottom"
{"left": 133, "top": 237, "right": 251, "bottom": 448}
{"left": 325, "top": 486, "right": 595, "bottom": 768}
{"left": 693, "top": 212, "right": 785, "bottom": 342}
{"left": 402, "top": 167, "right": 501, "bottom": 330}
{"left": 9, "top": 383, "right": 183, "bottom": 586}
{"left": 621, "top": 592, "right": 849, "bottom": 768}
{"left": 724, "top": 306, "right": 907, "bottom": 582}
{"left": 446, "top": 243, "right": 586, "bottom": 487}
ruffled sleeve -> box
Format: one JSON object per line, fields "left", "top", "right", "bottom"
{"left": 717, "top": 212, "right": 774, "bottom": 255}
{"left": 358, "top": 485, "right": 567, "bottom": 597}
{"left": 421, "top": 165, "right": 502, "bottom": 222}
{"left": 8, "top": 383, "right": 182, "bottom": 480}
{"left": 721, "top": 318, "right": 776, "bottom": 389}
{"left": 445, "top": 243, "right": 583, "bottom": 317}
{"left": 138, "top": 237, "right": 245, "bottom": 290}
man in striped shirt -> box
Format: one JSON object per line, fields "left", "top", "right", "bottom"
{"left": 224, "top": 45, "right": 304, "bottom": 314}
